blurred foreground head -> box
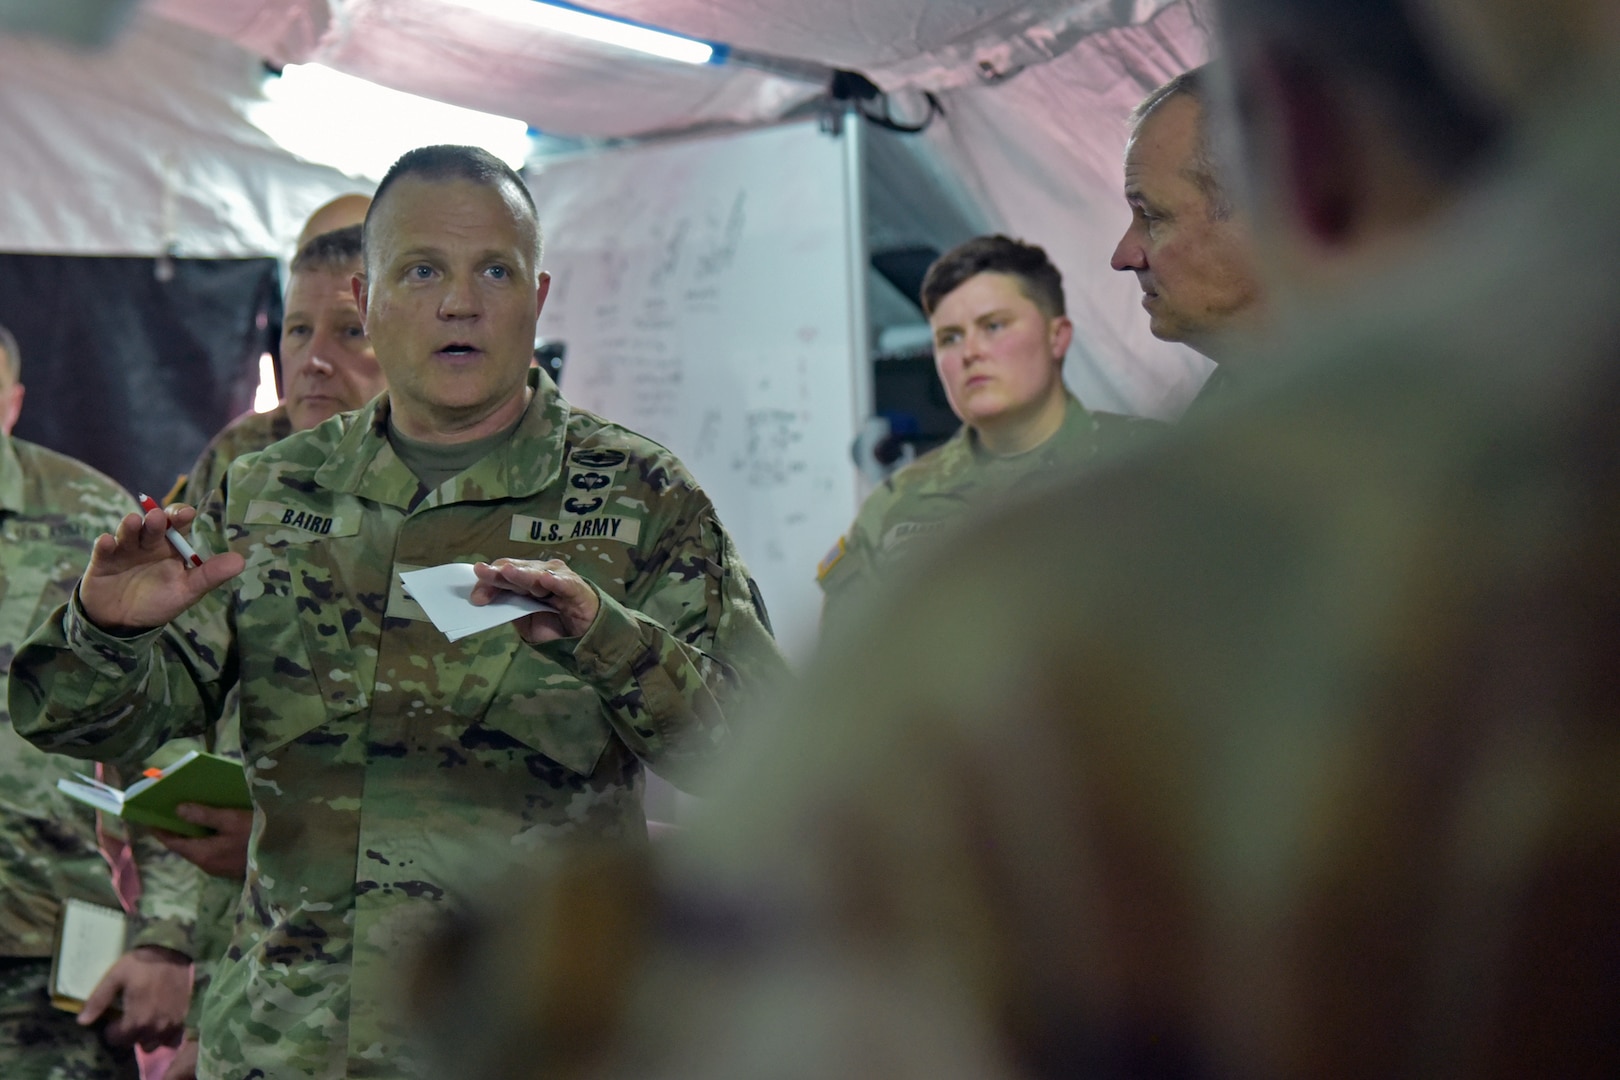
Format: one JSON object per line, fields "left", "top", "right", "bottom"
{"left": 409, "top": 3, "right": 1620, "bottom": 1078}
{"left": 1213, "top": 0, "right": 1504, "bottom": 297}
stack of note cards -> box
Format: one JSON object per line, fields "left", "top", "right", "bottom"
{"left": 56, "top": 750, "right": 250, "bottom": 837}
{"left": 399, "top": 563, "right": 554, "bottom": 643}
{"left": 49, "top": 898, "right": 126, "bottom": 1013}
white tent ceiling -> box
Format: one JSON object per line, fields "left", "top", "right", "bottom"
{"left": 0, "top": 0, "right": 1211, "bottom": 414}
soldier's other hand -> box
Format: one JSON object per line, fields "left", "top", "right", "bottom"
{"left": 79, "top": 944, "right": 191, "bottom": 1050}
{"left": 153, "top": 804, "right": 252, "bottom": 879}
{"left": 80, "top": 504, "right": 244, "bottom": 632}
{"left": 471, "top": 558, "right": 601, "bottom": 643}
{"left": 162, "top": 1033, "right": 200, "bottom": 1080}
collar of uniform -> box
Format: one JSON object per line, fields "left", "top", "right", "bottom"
{"left": 967, "top": 392, "right": 1090, "bottom": 463}
{"left": 0, "top": 433, "right": 26, "bottom": 514}
{"left": 311, "top": 367, "right": 572, "bottom": 509}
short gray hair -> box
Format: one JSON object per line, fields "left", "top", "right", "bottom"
{"left": 1130, "top": 66, "right": 1233, "bottom": 222}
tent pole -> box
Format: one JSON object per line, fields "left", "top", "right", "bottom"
{"left": 840, "top": 104, "right": 874, "bottom": 506}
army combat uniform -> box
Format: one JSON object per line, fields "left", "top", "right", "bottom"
{"left": 168, "top": 404, "right": 294, "bottom": 509}
{"left": 8, "top": 370, "right": 786, "bottom": 1078}
{"left": 167, "top": 403, "right": 297, "bottom": 1048}
{"left": 1, "top": 435, "right": 198, "bottom": 1080}
{"left": 816, "top": 395, "right": 1154, "bottom": 632}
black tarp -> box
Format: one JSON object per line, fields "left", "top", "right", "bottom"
{"left": 0, "top": 253, "right": 281, "bottom": 498}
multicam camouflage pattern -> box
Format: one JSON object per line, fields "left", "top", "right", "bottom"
{"left": 0, "top": 436, "right": 200, "bottom": 1073}
{"left": 9, "top": 370, "right": 786, "bottom": 1078}
{"left": 175, "top": 405, "right": 294, "bottom": 511}
{"left": 0, "top": 959, "right": 137, "bottom": 1080}
{"left": 174, "top": 408, "right": 287, "bottom": 1033}
{"left": 817, "top": 395, "right": 1158, "bottom": 632}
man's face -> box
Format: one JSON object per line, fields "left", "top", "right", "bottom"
{"left": 357, "top": 176, "right": 548, "bottom": 437}
{"left": 1110, "top": 94, "right": 1263, "bottom": 354}
{"left": 281, "top": 264, "right": 385, "bottom": 432}
{"left": 0, "top": 351, "right": 22, "bottom": 436}
{"left": 930, "top": 271, "right": 1072, "bottom": 430}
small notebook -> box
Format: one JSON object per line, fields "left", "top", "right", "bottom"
{"left": 49, "top": 898, "right": 127, "bottom": 1013}
{"left": 57, "top": 750, "right": 251, "bottom": 837}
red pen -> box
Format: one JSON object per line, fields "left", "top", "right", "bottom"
{"left": 136, "top": 494, "right": 204, "bottom": 568}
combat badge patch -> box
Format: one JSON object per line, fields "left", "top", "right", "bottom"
{"left": 511, "top": 514, "right": 642, "bottom": 545}
{"left": 568, "top": 448, "right": 628, "bottom": 469}
{"left": 815, "top": 536, "right": 847, "bottom": 581}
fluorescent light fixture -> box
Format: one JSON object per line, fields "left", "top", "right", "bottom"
{"left": 444, "top": 0, "right": 719, "bottom": 65}
{"left": 250, "top": 63, "right": 532, "bottom": 180}
{"left": 253, "top": 353, "right": 279, "bottom": 413}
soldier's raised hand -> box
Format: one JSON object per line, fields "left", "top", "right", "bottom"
{"left": 79, "top": 504, "right": 244, "bottom": 632}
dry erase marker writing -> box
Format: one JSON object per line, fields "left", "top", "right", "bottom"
{"left": 135, "top": 494, "right": 204, "bottom": 568}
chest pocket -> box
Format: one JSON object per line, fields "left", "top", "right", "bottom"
{"left": 480, "top": 638, "right": 613, "bottom": 778}
{"left": 235, "top": 502, "right": 371, "bottom": 753}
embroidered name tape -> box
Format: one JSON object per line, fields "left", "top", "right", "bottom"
{"left": 510, "top": 514, "right": 642, "bottom": 545}
{"left": 244, "top": 501, "right": 354, "bottom": 536}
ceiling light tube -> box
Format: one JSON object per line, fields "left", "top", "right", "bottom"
{"left": 450, "top": 0, "right": 723, "bottom": 65}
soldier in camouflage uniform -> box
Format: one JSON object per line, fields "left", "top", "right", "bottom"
{"left": 0, "top": 325, "right": 197, "bottom": 1079}
{"left": 8, "top": 146, "right": 785, "bottom": 1079}
{"left": 153, "top": 223, "right": 384, "bottom": 1080}
{"left": 174, "top": 222, "right": 383, "bottom": 509}
{"left": 817, "top": 235, "right": 1156, "bottom": 632}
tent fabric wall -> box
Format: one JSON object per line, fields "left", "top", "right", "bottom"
{"left": 0, "top": 253, "right": 280, "bottom": 498}
{"left": 0, "top": 14, "right": 363, "bottom": 257}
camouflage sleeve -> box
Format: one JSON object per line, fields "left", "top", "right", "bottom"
{"left": 541, "top": 496, "right": 788, "bottom": 791}
{"left": 126, "top": 828, "right": 203, "bottom": 956}
{"left": 6, "top": 510, "right": 237, "bottom": 766}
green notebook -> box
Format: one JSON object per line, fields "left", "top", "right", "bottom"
{"left": 56, "top": 751, "right": 251, "bottom": 837}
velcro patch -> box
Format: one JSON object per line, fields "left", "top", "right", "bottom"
{"left": 385, "top": 564, "right": 430, "bottom": 621}
{"left": 880, "top": 519, "right": 946, "bottom": 552}
{"left": 510, "top": 515, "right": 642, "bottom": 545}
{"left": 815, "top": 536, "right": 847, "bottom": 581}
{"left": 244, "top": 500, "right": 356, "bottom": 537}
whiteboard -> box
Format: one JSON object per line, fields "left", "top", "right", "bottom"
{"left": 531, "top": 120, "right": 864, "bottom": 662}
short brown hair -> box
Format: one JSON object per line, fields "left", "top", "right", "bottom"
{"left": 920, "top": 235, "right": 1065, "bottom": 320}
{"left": 292, "top": 224, "right": 364, "bottom": 275}
{"left": 364, "top": 145, "right": 541, "bottom": 272}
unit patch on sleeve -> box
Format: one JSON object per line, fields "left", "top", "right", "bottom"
{"left": 815, "top": 536, "right": 847, "bottom": 581}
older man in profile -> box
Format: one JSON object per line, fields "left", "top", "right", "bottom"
{"left": 1110, "top": 67, "right": 1266, "bottom": 411}
{"left": 9, "top": 145, "right": 785, "bottom": 1080}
